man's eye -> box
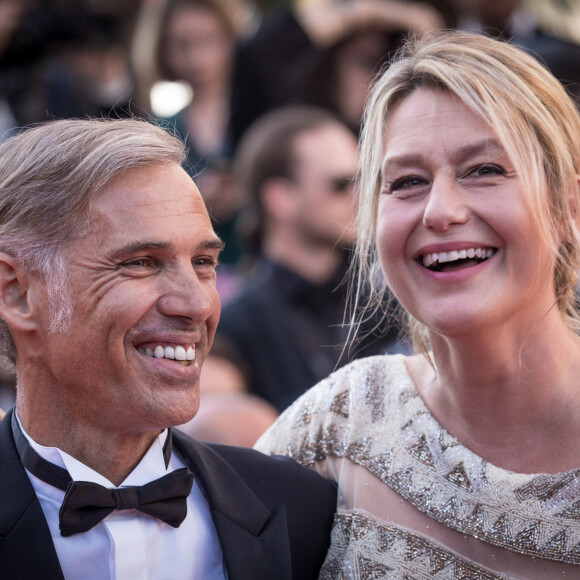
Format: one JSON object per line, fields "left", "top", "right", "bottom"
{"left": 122, "top": 257, "right": 153, "bottom": 268}
{"left": 193, "top": 257, "right": 218, "bottom": 268}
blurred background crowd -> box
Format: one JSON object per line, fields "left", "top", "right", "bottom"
{"left": 1, "top": 0, "right": 579, "bottom": 445}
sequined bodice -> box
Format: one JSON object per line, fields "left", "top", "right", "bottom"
{"left": 256, "top": 354, "right": 580, "bottom": 579}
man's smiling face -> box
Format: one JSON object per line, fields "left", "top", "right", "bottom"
{"left": 32, "top": 163, "right": 222, "bottom": 434}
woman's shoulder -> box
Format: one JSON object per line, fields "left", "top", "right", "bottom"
{"left": 286, "top": 352, "right": 411, "bottom": 412}
{"left": 255, "top": 353, "right": 415, "bottom": 458}
{"left": 315, "top": 352, "right": 410, "bottom": 391}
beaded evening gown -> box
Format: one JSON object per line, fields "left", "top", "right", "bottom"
{"left": 256, "top": 355, "right": 580, "bottom": 579}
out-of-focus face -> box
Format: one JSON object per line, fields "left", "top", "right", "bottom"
{"left": 376, "top": 88, "right": 557, "bottom": 339}
{"left": 334, "top": 31, "right": 389, "bottom": 130}
{"left": 0, "top": 0, "right": 27, "bottom": 52}
{"left": 31, "top": 163, "right": 222, "bottom": 434}
{"left": 289, "top": 123, "right": 358, "bottom": 248}
{"left": 163, "top": 4, "right": 233, "bottom": 88}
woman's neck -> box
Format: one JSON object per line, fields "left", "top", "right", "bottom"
{"left": 407, "top": 311, "right": 580, "bottom": 473}
{"left": 184, "top": 90, "right": 229, "bottom": 156}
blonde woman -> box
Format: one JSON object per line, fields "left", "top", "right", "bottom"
{"left": 256, "top": 31, "right": 580, "bottom": 578}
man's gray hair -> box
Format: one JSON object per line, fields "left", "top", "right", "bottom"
{"left": 0, "top": 117, "right": 186, "bottom": 366}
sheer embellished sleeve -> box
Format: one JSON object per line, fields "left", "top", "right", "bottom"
{"left": 255, "top": 354, "right": 397, "bottom": 480}
{"left": 256, "top": 354, "right": 580, "bottom": 578}
{"left": 254, "top": 360, "right": 350, "bottom": 471}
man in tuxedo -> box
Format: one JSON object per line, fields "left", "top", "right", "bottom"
{"left": 0, "top": 118, "right": 336, "bottom": 579}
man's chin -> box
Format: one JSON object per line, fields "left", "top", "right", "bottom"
{"left": 134, "top": 389, "right": 201, "bottom": 432}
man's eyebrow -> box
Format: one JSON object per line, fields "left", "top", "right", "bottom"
{"left": 199, "top": 238, "right": 226, "bottom": 253}
{"left": 109, "top": 238, "right": 225, "bottom": 261}
{"left": 110, "top": 241, "right": 171, "bottom": 261}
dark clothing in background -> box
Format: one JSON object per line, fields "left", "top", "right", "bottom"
{"left": 230, "top": 8, "right": 403, "bottom": 147}
{"left": 230, "top": 10, "right": 314, "bottom": 147}
{"left": 516, "top": 34, "right": 580, "bottom": 104}
{"left": 217, "top": 257, "right": 403, "bottom": 411}
{"left": 160, "top": 109, "right": 233, "bottom": 178}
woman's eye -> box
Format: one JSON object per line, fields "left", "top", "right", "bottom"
{"left": 467, "top": 164, "right": 505, "bottom": 178}
{"left": 389, "top": 175, "right": 427, "bottom": 192}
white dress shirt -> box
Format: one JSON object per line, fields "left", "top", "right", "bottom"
{"left": 16, "top": 414, "right": 228, "bottom": 580}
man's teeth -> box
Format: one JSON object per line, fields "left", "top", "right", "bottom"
{"left": 139, "top": 345, "right": 195, "bottom": 361}
{"left": 422, "top": 247, "right": 494, "bottom": 268}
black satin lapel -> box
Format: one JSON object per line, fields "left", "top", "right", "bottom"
{"left": 212, "top": 507, "right": 292, "bottom": 580}
{"left": 171, "top": 430, "right": 271, "bottom": 535}
{"left": 171, "top": 431, "right": 294, "bottom": 579}
{"left": 0, "top": 409, "right": 64, "bottom": 579}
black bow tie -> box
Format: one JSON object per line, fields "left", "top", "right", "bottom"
{"left": 11, "top": 413, "right": 194, "bottom": 537}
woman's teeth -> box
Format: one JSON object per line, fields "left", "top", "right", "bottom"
{"left": 138, "top": 345, "right": 196, "bottom": 362}
{"left": 422, "top": 247, "right": 495, "bottom": 268}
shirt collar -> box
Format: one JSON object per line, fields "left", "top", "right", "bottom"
{"left": 15, "top": 411, "right": 170, "bottom": 488}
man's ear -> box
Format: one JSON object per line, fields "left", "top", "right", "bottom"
{"left": 260, "top": 177, "right": 300, "bottom": 222}
{"left": 0, "top": 252, "right": 38, "bottom": 332}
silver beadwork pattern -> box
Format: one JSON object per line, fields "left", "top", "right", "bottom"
{"left": 320, "top": 512, "right": 506, "bottom": 579}
{"left": 256, "top": 355, "right": 580, "bottom": 567}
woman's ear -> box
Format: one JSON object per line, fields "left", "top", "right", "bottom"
{"left": 0, "top": 252, "right": 38, "bottom": 332}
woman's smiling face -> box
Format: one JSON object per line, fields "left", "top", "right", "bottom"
{"left": 376, "top": 88, "right": 558, "bottom": 339}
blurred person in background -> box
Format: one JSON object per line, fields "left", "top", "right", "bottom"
{"left": 451, "top": 0, "right": 580, "bottom": 102}
{"left": 43, "top": 4, "right": 136, "bottom": 120}
{"left": 230, "top": 0, "right": 443, "bottom": 145}
{"left": 198, "top": 336, "right": 250, "bottom": 395}
{"left": 177, "top": 337, "right": 276, "bottom": 449}
{"left": 133, "top": 0, "right": 256, "bottom": 278}
{"left": 217, "top": 106, "right": 405, "bottom": 412}
{"left": 0, "top": 0, "right": 136, "bottom": 126}
{"left": 152, "top": 0, "right": 254, "bottom": 175}
{"left": 453, "top": 0, "right": 532, "bottom": 37}
{"left": 178, "top": 392, "right": 279, "bottom": 447}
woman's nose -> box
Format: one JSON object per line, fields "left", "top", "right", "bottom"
{"left": 422, "top": 177, "right": 469, "bottom": 231}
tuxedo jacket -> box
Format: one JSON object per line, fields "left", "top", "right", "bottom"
{"left": 0, "top": 409, "right": 337, "bottom": 579}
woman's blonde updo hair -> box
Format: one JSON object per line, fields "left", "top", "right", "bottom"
{"left": 352, "top": 31, "right": 580, "bottom": 354}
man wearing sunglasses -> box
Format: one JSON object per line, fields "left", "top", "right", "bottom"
{"left": 217, "top": 106, "right": 403, "bottom": 412}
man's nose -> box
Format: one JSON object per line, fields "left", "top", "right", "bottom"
{"left": 422, "top": 176, "right": 469, "bottom": 231}
{"left": 157, "top": 262, "right": 216, "bottom": 322}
